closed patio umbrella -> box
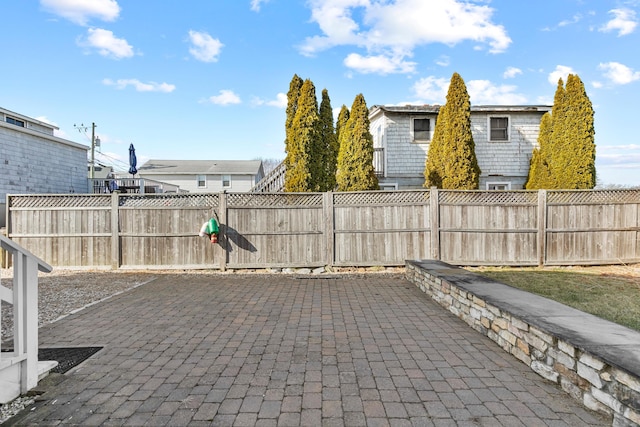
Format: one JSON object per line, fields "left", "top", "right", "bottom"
{"left": 128, "top": 143, "right": 137, "bottom": 176}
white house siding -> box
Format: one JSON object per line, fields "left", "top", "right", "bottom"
{"left": 137, "top": 173, "right": 257, "bottom": 193}
{"left": 0, "top": 122, "right": 89, "bottom": 226}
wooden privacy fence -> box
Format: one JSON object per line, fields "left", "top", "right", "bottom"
{"left": 4, "top": 189, "right": 640, "bottom": 269}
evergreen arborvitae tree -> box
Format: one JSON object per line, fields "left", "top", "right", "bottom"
{"left": 558, "top": 74, "right": 596, "bottom": 189}
{"left": 424, "top": 103, "right": 448, "bottom": 188}
{"left": 548, "top": 78, "right": 567, "bottom": 188}
{"left": 336, "top": 105, "right": 350, "bottom": 150}
{"left": 285, "top": 78, "right": 319, "bottom": 192}
{"left": 525, "top": 112, "right": 554, "bottom": 189}
{"left": 424, "top": 72, "right": 480, "bottom": 189}
{"left": 527, "top": 74, "right": 596, "bottom": 189}
{"left": 318, "top": 89, "right": 338, "bottom": 191}
{"left": 284, "top": 74, "right": 304, "bottom": 191}
{"left": 336, "top": 94, "right": 378, "bottom": 191}
{"left": 284, "top": 74, "right": 303, "bottom": 154}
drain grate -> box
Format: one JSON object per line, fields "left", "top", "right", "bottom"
{"left": 39, "top": 347, "right": 103, "bottom": 374}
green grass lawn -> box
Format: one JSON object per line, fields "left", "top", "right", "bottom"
{"left": 468, "top": 265, "right": 640, "bottom": 332}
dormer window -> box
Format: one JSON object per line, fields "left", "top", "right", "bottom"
{"left": 6, "top": 116, "right": 25, "bottom": 127}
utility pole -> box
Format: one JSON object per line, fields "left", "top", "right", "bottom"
{"left": 74, "top": 122, "right": 100, "bottom": 180}
{"left": 90, "top": 122, "right": 96, "bottom": 179}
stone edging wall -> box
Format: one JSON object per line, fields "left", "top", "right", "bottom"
{"left": 405, "top": 261, "right": 640, "bottom": 427}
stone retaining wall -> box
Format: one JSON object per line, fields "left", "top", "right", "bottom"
{"left": 405, "top": 260, "right": 640, "bottom": 427}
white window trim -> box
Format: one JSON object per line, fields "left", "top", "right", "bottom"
{"left": 222, "top": 174, "right": 231, "bottom": 188}
{"left": 410, "top": 116, "right": 432, "bottom": 143}
{"left": 196, "top": 175, "right": 207, "bottom": 188}
{"left": 487, "top": 115, "right": 511, "bottom": 142}
{"left": 486, "top": 182, "right": 512, "bottom": 190}
{"left": 379, "top": 183, "right": 398, "bottom": 191}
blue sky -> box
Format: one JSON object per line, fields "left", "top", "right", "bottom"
{"left": 2, "top": 0, "right": 639, "bottom": 187}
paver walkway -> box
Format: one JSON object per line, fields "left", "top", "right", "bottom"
{"left": 7, "top": 274, "right": 610, "bottom": 426}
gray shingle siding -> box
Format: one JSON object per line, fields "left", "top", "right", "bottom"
{"left": 371, "top": 105, "right": 550, "bottom": 189}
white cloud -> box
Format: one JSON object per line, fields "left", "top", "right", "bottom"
{"left": 188, "top": 30, "right": 223, "bottom": 62}
{"left": 466, "top": 80, "right": 527, "bottom": 105}
{"left": 41, "top": 0, "right": 120, "bottom": 26}
{"left": 252, "top": 93, "right": 287, "bottom": 108}
{"left": 597, "top": 152, "right": 640, "bottom": 166}
{"left": 250, "top": 0, "right": 269, "bottom": 12}
{"left": 558, "top": 13, "right": 582, "bottom": 28}
{"left": 35, "top": 116, "right": 58, "bottom": 127}
{"left": 599, "top": 8, "right": 637, "bottom": 36}
{"left": 435, "top": 55, "right": 450, "bottom": 67}
{"left": 598, "top": 61, "right": 640, "bottom": 85}
{"left": 343, "top": 53, "right": 416, "bottom": 74}
{"left": 412, "top": 76, "right": 450, "bottom": 102}
{"left": 103, "top": 78, "right": 176, "bottom": 92}
{"left": 208, "top": 90, "right": 241, "bottom": 105}
{"left": 78, "top": 28, "right": 134, "bottom": 59}
{"left": 503, "top": 66, "right": 522, "bottom": 79}
{"left": 413, "top": 76, "right": 526, "bottom": 105}
{"left": 300, "top": 0, "right": 511, "bottom": 75}
{"left": 548, "top": 65, "right": 576, "bottom": 85}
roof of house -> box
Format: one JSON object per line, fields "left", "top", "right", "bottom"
{"left": 370, "top": 104, "right": 552, "bottom": 115}
{"left": 0, "top": 106, "right": 89, "bottom": 151}
{"left": 90, "top": 164, "right": 113, "bottom": 179}
{"left": 0, "top": 106, "right": 58, "bottom": 131}
{"left": 138, "top": 160, "right": 264, "bottom": 175}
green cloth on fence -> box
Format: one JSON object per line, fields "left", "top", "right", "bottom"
{"left": 205, "top": 218, "right": 219, "bottom": 234}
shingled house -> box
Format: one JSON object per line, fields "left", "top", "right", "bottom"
{"left": 137, "top": 160, "right": 264, "bottom": 193}
{"left": 0, "top": 106, "right": 89, "bottom": 226}
{"left": 369, "top": 105, "right": 552, "bottom": 190}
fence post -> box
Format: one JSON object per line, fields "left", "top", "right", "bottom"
{"left": 430, "top": 187, "right": 440, "bottom": 260}
{"left": 323, "top": 192, "right": 335, "bottom": 268}
{"left": 219, "top": 192, "right": 227, "bottom": 272}
{"left": 537, "top": 190, "right": 547, "bottom": 266}
{"left": 111, "top": 193, "right": 120, "bottom": 269}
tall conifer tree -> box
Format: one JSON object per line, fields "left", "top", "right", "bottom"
{"left": 284, "top": 75, "right": 304, "bottom": 191}
{"left": 424, "top": 72, "right": 480, "bottom": 189}
{"left": 336, "top": 94, "right": 378, "bottom": 191}
{"left": 527, "top": 75, "right": 595, "bottom": 189}
{"left": 525, "top": 112, "right": 554, "bottom": 189}
{"left": 548, "top": 78, "right": 567, "bottom": 188}
{"left": 285, "top": 78, "right": 319, "bottom": 192}
{"left": 336, "top": 105, "right": 350, "bottom": 149}
{"left": 318, "top": 89, "right": 338, "bottom": 191}
{"left": 559, "top": 74, "right": 596, "bottom": 188}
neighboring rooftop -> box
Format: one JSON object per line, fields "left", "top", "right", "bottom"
{"left": 138, "top": 160, "right": 264, "bottom": 175}
{"left": 370, "top": 104, "right": 552, "bottom": 114}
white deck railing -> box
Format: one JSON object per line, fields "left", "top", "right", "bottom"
{"left": 0, "top": 234, "right": 52, "bottom": 403}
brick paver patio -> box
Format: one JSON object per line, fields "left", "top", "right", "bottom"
{"left": 7, "top": 273, "right": 610, "bottom": 426}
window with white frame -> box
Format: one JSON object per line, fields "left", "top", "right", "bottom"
{"left": 196, "top": 175, "right": 206, "bottom": 188}
{"left": 411, "top": 117, "right": 431, "bottom": 142}
{"left": 486, "top": 182, "right": 511, "bottom": 190}
{"left": 488, "top": 116, "right": 510, "bottom": 142}
{"left": 222, "top": 174, "right": 231, "bottom": 188}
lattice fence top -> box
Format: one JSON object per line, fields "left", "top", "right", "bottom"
{"left": 439, "top": 190, "right": 538, "bottom": 205}
{"left": 547, "top": 189, "right": 640, "bottom": 205}
{"left": 119, "top": 194, "right": 218, "bottom": 208}
{"left": 228, "top": 193, "right": 323, "bottom": 207}
{"left": 9, "top": 194, "right": 112, "bottom": 208}
{"left": 333, "top": 190, "right": 430, "bottom": 206}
